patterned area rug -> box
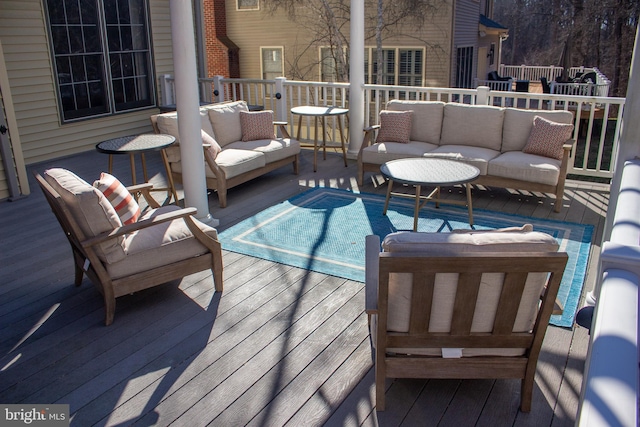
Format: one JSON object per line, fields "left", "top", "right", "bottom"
{"left": 219, "top": 187, "right": 593, "bottom": 327}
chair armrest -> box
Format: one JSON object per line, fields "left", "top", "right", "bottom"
{"left": 82, "top": 207, "right": 199, "bottom": 247}
{"left": 273, "top": 121, "right": 288, "bottom": 126}
{"left": 274, "top": 122, "right": 292, "bottom": 139}
{"left": 364, "top": 124, "right": 381, "bottom": 133}
{"left": 126, "top": 182, "right": 161, "bottom": 209}
{"left": 365, "top": 234, "right": 381, "bottom": 314}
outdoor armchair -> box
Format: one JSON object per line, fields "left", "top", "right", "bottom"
{"left": 36, "top": 168, "right": 223, "bottom": 325}
{"left": 365, "top": 227, "right": 568, "bottom": 412}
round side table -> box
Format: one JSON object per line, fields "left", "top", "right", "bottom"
{"left": 96, "top": 134, "right": 179, "bottom": 204}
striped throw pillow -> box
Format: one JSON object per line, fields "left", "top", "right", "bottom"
{"left": 94, "top": 173, "right": 141, "bottom": 225}
{"left": 376, "top": 110, "right": 413, "bottom": 144}
{"left": 240, "top": 110, "right": 275, "bottom": 141}
{"left": 523, "top": 115, "right": 574, "bottom": 160}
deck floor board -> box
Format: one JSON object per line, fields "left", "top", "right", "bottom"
{"left": 0, "top": 148, "right": 606, "bottom": 426}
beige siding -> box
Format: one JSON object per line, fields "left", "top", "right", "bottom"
{"left": 0, "top": 0, "right": 175, "bottom": 167}
{"left": 225, "top": 0, "right": 453, "bottom": 87}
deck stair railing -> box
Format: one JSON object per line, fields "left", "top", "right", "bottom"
{"left": 159, "top": 75, "right": 625, "bottom": 181}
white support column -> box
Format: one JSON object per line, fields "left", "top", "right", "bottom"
{"left": 348, "top": 0, "right": 365, "bottom": 157}
{"left": 169, "top": 0, "right": 218, "bottom": 226}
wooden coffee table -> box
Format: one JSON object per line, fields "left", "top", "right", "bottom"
{"left": 380, "top": 158, "right": 480, "bottom": 231}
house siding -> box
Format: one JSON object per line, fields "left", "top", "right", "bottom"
{"left": 224, "top": 0, "right": 453, "bottom": 88}
{"left": 0, "top": 0, "right": 174, "bottom": 166}
{"left": 452, "top": 0, "right": 481, "bottom": 86}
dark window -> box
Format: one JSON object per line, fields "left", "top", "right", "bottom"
{"left": 45, "top": 0, "right": 155, "bottom": 122}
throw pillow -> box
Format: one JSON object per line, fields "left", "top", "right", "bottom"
{"left": 375, "top": 110, "right": 413, "bottom": 144}
{"left": 93, "top": 172, "right": 141, "bottom": 225}
{"left": 239, "top": 110, "right": 276, "bottom": 142}
{"left": 523, "top": 115, "right": 574, "bottom": 160}
{"left": 202, "top": 129, "right": 221, "bottom": 160}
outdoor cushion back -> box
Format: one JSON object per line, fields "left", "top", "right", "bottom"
{"left": 205, "top": 100, "right": 249, "bottom": 147}
{"left": 502, "top": 108, "right": 574, "bottom": 152}
{"left": 386, "top": 100, "right": 445, "bottom": 144}
{"left": 440, "top": 103, "right": 505, "bottom": 151}
{"left": 44, "top": 168, "right": 126, "bottom": 264}
{"left": 380, "top": 229, "right": 559, "bottom": 341}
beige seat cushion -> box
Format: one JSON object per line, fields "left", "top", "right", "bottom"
{"left": 361, "top": 141, "right": 439, "bottom": 165}
{"left": 225, "top": 137, "right": 300, "bottom": 164}
{"left": 206, "top": 101, "right": 249, "bottom": 147}
{"left": 106, "top": 205, "right": 218, "bottom": 279}
{"left": 487, "top": 151, "right": 561, "bottom": 186}
{"left": 502, "top": 108, "right": 573, "bottom": 152}
{"left": 440, "top": 103, "right": 505, "bottom": 151}
{"left": 387, "top": 100, "right": 445, "bottom": 144}
{"left": 424, "top": 145, "right": 499, "bottom": 175}
{"left": 379, "top": 229, "right": 559, "bottom": 357}
{"left": 44, "top": 168, "right": 126, "bottom": 263}
{"left": 213, "top": 148, "right": 266, "bottom": 178}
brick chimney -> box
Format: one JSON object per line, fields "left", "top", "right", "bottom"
{"left": 203, "top": 0, "right": 240, "bottom": 78}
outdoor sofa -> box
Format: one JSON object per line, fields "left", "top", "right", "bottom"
{"left": 358, "top": 100, "right": 575, "bottom": 212}
{"left": 151, "top": 100, "right": 300, "bottom": 207}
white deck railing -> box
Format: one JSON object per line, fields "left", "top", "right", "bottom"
{"left": 159, "top": 75, "right": 625, "bottom": 180}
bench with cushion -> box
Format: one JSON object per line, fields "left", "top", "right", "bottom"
{"left": 151, "top": 100, "right": 300, "bottom": 207}
{"left": 358, "top": 100, "right": 575, "bottom": 212}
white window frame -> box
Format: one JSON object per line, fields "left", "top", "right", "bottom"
{"left": 260, "top": 47, "right": 284, "bottom": 80}
{"left": 237, "top": 0, "right": 259, "bottom": 11}
{"left": 364, "top": 47, "right": 425, "bottom": 86}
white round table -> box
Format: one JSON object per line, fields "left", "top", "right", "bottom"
{"left": 380, "top": 158, "right": 480, "bottom": 231}
{"left": 290, "top": 105, "right": 348, "bottom": 172}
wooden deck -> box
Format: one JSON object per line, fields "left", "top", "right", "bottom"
{"left": 0, "top": 147, "right": 609, "bottom": 426}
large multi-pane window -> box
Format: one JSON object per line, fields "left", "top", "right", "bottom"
{"left": 363, "top": 48, "right": 424, "bottom": 86}
{"left": 261, "top": 47, "right": 283, "bottom": 80}
{"left": 320, "top": 47, "right": 347, "bottom": 82}
{"left": 456, "top": 46, "right": 474, "bottom": 88}
{"left": 45, "top": 0, "right": 155, "bottom": 122}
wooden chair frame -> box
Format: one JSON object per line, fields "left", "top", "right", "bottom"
{"left": 36, "top": 172, "right": 223, "bottom": 326}
{"left": 365, "top": 235, "right": 568, "bottom": 412}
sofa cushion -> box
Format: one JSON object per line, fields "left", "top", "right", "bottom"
{"left": 424, "top": 145, "right": 500, "bottom": 175}
{"left": 213, "top": 148, "right": 266, "bottom": 179}
{"left": 106, "top": 205, "right": 218, "bottom": 279}
{"left": 440, "top": 103, "right": 505, "bottom": 151}
{"left": 380, "top": 229, "right": 559, "bottom": 356}
{"left": 361, "top": 141, "right": 439, "bottom": 165}
{"left": 225, "top": 137, "right": 300, "bottom": 164}
{"left": 502, "top": 108, "right": 574, "bottom": 152}
{"left": 376, "top": 110, "right": 413, "bottom": 144}
{"left": 155, "top": 109, "right": 216, "bottom": 142}
{"left": 387, "top": 100, "right": 445, "bottom": 144}
{"left": 240, "top": 110, "right": 276, "bottom": 142}
{"left": 206, "top": 101, "right": 249, "bottom": 147}
{"left": 487, "top": 151, "right": 561, "bottom": 186}
{"left": 44, "top": 168, "right": 126, "bottom": 264}
{"left": 93, "top": 172, "right": 141, "bottom": 225}
{"left": 202, "top": 129, "right": 222, "bottom": 160}
{"left": 524, "top": 115, "right": 574, "bottom": 160}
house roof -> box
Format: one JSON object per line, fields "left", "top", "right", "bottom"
{"left": 480, "top": 14, "right": 508, "bottom": 30}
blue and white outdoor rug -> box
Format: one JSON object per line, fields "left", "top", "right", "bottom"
{"left": 219, "top": 187, "right": 593, "bottom": 328}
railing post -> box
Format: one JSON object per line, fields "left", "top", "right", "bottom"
{"left": 476, "top": 86, "right": 490, "bottom": 105}
{"left": 275, "top": 77, "right": 287, "bottom": 123}
{"left": 161, "top": 74, "right": 174, "bottom": 105}
{"left": 212, "top": 75, "right": 223, "bottom": 103}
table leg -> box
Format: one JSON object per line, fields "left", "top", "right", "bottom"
{"left": 313, "top": 116, "right": 319, "bottom": 172}
{"left": 107, "top": 154, "right": 113, "bottom": 174}
{"left": 435, "top": 186, "right": 441, "bottom": 208}
{"left": 129, "top": 153, "right": 137, "bottom": 185}
{"left": 383, "top": 179, "right": 394, "bottom": 215}
{"left": 466, "top": 183, "right": 474, "bottom": 225}
{"left": 140, "top": 153, "right": 149, "bottom": 183}
{"left": 321, "top": 116, "right": 327, "bottom": 160}
{"left": 337, "top": 115, "right": 348, "bottom": 167}
{"left": 296, "top": 115, "right": 303, "bottom": 141}
{"left": 161, "top": 149, "right": 179, "bottom": 205}
{"left": 413, "top": 185, "right": 422, "bottom": 231}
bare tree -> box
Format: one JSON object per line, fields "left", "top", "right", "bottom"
{"left": 262, "top": 0, "right": 445, "bottom": 82}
